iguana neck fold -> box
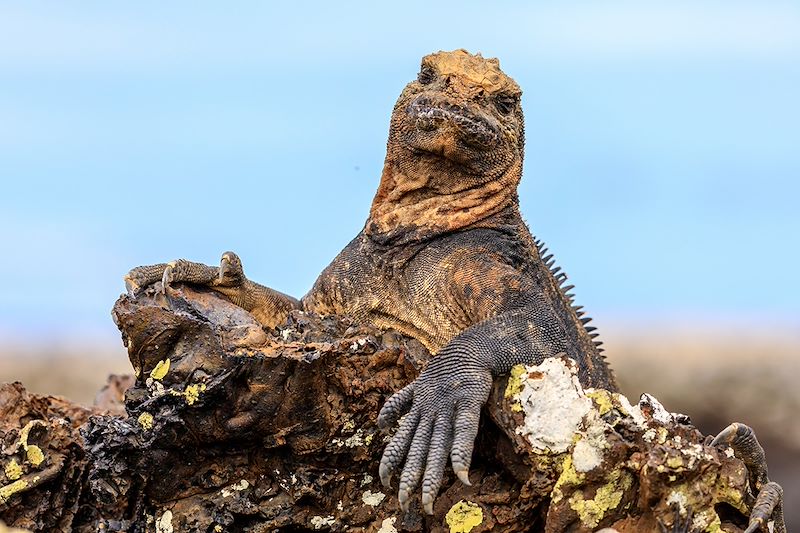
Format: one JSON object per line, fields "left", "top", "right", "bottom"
{"left": 365, "top": 154, "right": 523, "bottom": 248}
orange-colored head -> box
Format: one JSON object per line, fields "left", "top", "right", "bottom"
{"left": 368, "top": 50, "right": 525, "bottom": 243}
{"left": 388, "top": 49, "right": 523, "bottom": 188}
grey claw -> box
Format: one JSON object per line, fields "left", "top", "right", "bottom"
{"left": 379, "top": 462, "right": 392, "bottom": 488}
{"left": 124, "top": 275, "right": 139, "bottom": 297}
{"left": 398, "top": 488, "right": 410, "bottom": 511}
{"left": 743, "top": 523, "right": 761, "bottom": 533}
{"left": 160, "top": 262, "right": 178, "bottom": 294}
{"left": 422, "top": 494, "right": 434, "bottom": 515}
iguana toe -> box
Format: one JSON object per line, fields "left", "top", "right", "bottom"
{"left": 378, "top": 382, "right": 415, "bottom": 429}
{"left": 450, "top": 403, "right": 481, "bottom": 486}
{"left": 160, "top": 261, "right": 178, "bottom": 294}
{"left": 218, "top": 251, "right": 245, "bottom": 286}
{"left": 744, "top": 482, "right": 783, "bottom": 533}
{"left": 123, "top": 274, "right": 141, "bottom": 296}
{"left": 420, "top": 418, "right": 453, "bottom": 514}
{"left": 397, "top": 416, "right": 434, "bottom": 509}
{"left": 711, "top": 423, "right": 768, "bottom": 487}
{"left": 712, "top": 423, "right": 785, "bottom": 533}
{"left": 379, "top": 409, "right": 421, "bottom": 488}
{"left": 124, "top": 264, "right": 169, "bottom": 296}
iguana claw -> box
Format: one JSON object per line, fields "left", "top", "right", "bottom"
{"left": 398, "top": 488, "right": 411, "bottom": 511}
{"left": 455, "top": 468, "right": 471, "bottom": 486}
{"left": 160, "top": 261, "right": 178, "bottom": 294}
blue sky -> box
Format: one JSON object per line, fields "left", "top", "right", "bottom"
{"left": 1, "top": 1, "right": 798, "bottom": 343}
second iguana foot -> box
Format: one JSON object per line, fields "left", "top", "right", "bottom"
{"left": 711, "top": 423, "right": 785, "bottom": 533}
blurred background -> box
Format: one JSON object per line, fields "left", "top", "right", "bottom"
{"left": 1, "top": 0, "right": 797, "bottom": 527}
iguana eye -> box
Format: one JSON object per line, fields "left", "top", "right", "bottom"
{"left": 417, "top": 65, "right": 436, "bottom": 85}
{"left": 494, "top": 94, "right": 517, "bottom": 115}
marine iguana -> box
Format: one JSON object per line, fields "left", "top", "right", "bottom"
{"left": 125, "top": 49, "right": 784, "bottom": 532}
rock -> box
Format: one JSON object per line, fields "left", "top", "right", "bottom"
{"left": 0, "top": 284, "right": 759, "bottom": 532}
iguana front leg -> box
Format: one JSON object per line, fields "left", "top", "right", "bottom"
{"left": 125, "top": 252, "right": 301, "bottom": 329}
{"left": 712, "top": 423, "right": 785, "bottom": 533}
{"left": 377, "top": 308, "right": 561, "bottom": 514}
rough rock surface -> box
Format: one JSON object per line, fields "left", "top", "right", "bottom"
{"left": 0, "top": 285, "right": 759, "bottom": 531}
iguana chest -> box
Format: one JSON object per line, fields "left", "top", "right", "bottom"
{"left": 303, "top": 237, "right": 472, "bottom": 353}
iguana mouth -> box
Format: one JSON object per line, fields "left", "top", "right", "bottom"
{"left": 407, "top": 96, "right": 500, "bottom": 152}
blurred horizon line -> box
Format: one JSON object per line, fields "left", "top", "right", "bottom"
{"left": 2, "top": 310, "right": 798, "bottom": 353}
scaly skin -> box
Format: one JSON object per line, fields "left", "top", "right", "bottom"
{"left": 125, "top": 49, "right": 783, "bottom": 528}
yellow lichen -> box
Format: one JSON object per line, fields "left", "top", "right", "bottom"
{"left": 15, "top": 421, "right": 46, "bottom": 467}
{"left": 214, "top": 526, "right": 223, "bottom": 533}
{"left": 666, "top": 455, "right": 684, "bottom": 469}
{"left": 184, "top": 384, "right": 206, "bottom": 405}
{"left": 445, "top": 500, "right": 483, "bottom": 533}
{"left": 0, "top": 479, "right": 29, "bottom": 504}
{"left": 25, "top": 446, "right": 44, "bottom": 467}
{"left": 504, "top": 364, "right": 528, "bottom": 412}
{"left": 150, "top": 359, "right": 170, "bottom": 380}
{"left": 4, "top": 459, "right": 22, "bottom": 481}
{"left": 568, "top": 469, "right": 632, "bottom": 529}
{"left": 166, "top": 383, "right": 207, "bottom": 405}
{"left": 138, "top": 412, "right": 154, "bottom": 430}
{"left": 551, "top": 454, "right": 584, "bottom": 504}
{"left": 704, "top": 512, "right": 722, "bottom": 533}
{"left": 586, "top": 390, "right": 614, "bottom": 416}
{"left": 505, "top": 365, "right": 526, "bottom": 398}
{"left": 714, "top": 465, "right": 748, "bottom": 514}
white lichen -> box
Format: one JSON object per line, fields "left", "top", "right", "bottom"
{"left": 220, "top": 479, "right": 249, "bottom": 498}
{"left": 362, "top": 489, "right": 386, "bottom": 507}
{"left": 310, "top": 515, "right": 335, "bottom": 529}
{"left": 155, "top": 510, "right": 173, "bottom": 533}
{"left": 377, "top": 517, "right": 397, "bottom": 533}
{"left": 639, "top": 393, "right": 673, "bottom": 424}
{"left": 343, "top": 429, "right": 367, "bottom": 448}
{"left": 667, "top": 490, "right": 688, "bottom": 515}
{"left": 571, "top": 410, "right": 607, "bottom": 473}
{"left": 615, "top": 394, "right": 646, "bottom": 427}
{"left": 511, "top": 358, "right": 592, "bottom": 453}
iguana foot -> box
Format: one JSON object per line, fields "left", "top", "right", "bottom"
{"left": 711, "top": 423, "right": 786, "bottom": 533}
{"left": 377, "top": 352, "right": 491, "bottom": 515}
{"left": 161, "top": 259, "right": 219, "bottom": 294}
{"left": 125, "top": 258, "right": 220, "bottom": 296}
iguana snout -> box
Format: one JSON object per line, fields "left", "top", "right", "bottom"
{"left": 407, "top": 95, "right": 500, "bottom": 152}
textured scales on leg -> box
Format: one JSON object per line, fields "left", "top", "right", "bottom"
{"left": 712, "top": 423, "right": 786, "bottom": 533}
{"left": 126, "top": 252, "right": 300, "bottom": 328}
{"left": 124, "top": 49, "right": 781, "bottom": 518}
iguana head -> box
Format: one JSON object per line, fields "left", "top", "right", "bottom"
{"left": 367, "top": 49, "right": 524, "bottom": 245}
